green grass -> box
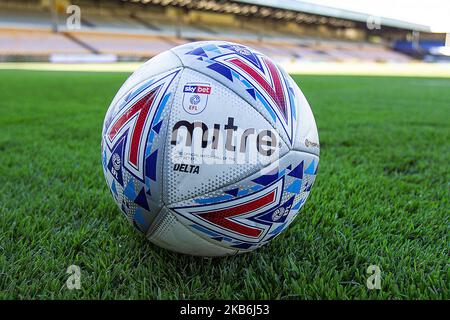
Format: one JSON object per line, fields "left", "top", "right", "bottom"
{"left": 0, "top": 70, "right": 448, "bottom": 299}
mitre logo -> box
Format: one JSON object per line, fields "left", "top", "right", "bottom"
{"left": 170, "top": 117, "right": 280, "bottom": 165}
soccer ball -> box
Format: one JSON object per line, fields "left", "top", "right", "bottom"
{"left": 101, "top": 41, "right": 320, "bottom": 256}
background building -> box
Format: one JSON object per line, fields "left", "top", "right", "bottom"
{"left": 1, "top": 0, "right": 448, "bottom": 64}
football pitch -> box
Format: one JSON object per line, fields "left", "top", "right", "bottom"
{"left": 0, "top": 69, "right": 448, "bottom": 299}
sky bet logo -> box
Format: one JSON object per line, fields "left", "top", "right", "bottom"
{"left": 183, "top": 85, "right": 212, "bottom": 94}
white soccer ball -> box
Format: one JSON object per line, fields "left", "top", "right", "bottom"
{"left": 101, "top": 41, "right": 320, "bottom": 256}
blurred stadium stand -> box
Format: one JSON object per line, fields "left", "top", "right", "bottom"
{"left": 0, "top": 0, "right": 447, "bottom": 63}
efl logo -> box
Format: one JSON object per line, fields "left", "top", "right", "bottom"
{"left": 183, "top": 85, "right": 212, "bottom": 95}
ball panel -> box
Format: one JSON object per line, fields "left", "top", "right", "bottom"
{"left": 107, "top": 50, "right": 183, "bottom": 113}
{"left": 166, "top": 150, "right": 319, "bottom": 255}
{"left": 170, "top": 41, "right": 300, "bottom": 149}
{"left": 289, "top": 76, "right": 320, "bottom": 156}
{"left": 147, "top": 207, "right": 237, "bottom": 256}
{"left": 163, "top": 67, "right": 289, "bottom": 205}
{"left": 102, "top": 67, "right": 184, "bottom": 233}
